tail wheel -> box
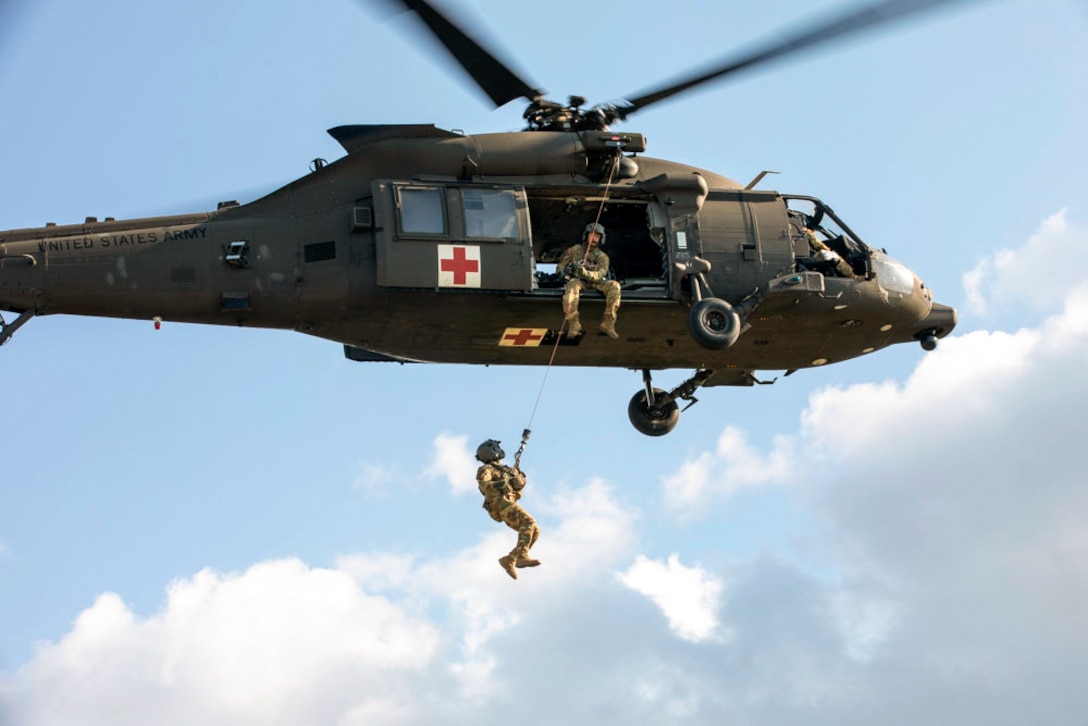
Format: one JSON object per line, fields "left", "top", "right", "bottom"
{"left": 628, "top": 387, "right": 680, "bottom": 437}
{"left": 688, "top": 297, "right": 740, "bottom": 350}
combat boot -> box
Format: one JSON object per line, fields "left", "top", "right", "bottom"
{"left": 515, "top": 557, "right": 541, "bottom": 568}
{"left": 498, "top": 555, "right": 518, "bottom": 580}
{"left": 566, "top": 313, "right": 582, "bottom": 336}
{"left": 599, "top": 315, "right": 619, "bottom": 339}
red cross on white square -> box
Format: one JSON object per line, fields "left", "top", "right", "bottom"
{"left": 437, "top": 244, "right": 481, "bottom": 288}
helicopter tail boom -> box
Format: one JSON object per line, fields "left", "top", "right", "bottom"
{"left": 0, "top": 211, "right": 262, "bottom": 330}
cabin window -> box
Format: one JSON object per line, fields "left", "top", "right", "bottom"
{"left": 462, "top": 189, "right": 517, "bottom": 239}
{"left": 397, "top": 186, "right": 445, "bottom": 235}
{"left": 373, "top": 179, "right": 534, "bottom": 290}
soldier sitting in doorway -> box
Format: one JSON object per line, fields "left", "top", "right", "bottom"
{"left": 558, "top": 222, "right": 622, "bottom": 339}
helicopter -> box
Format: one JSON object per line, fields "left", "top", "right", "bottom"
{"left": 0, "top": 0, "right": 961, "bottom": 437}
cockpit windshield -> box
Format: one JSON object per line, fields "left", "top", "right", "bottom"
{"left": 784, "top": 196, "right": 870, "bottom": 279}
{"left": 871, "top": 251, "right": 917, "bottom": 295}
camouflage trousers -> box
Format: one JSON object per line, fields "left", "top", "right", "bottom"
{"left": 563, "top": 278, "right": 621, "bottom": 320}
{"left": 498, "top": 503, "right": 540, "bottom": 560}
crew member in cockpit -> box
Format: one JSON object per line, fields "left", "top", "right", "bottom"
{"left": 804, "top": 227, "right": 856, "bottom": 279}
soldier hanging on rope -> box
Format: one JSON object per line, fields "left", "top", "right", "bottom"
{"left": 476, "top": 434, "right": 540, "bottom": 580}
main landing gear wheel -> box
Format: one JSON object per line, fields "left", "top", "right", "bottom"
{"left": 628, "top": 369, "right": 716, "bottom": 437}
{"left": 688, "top": 297, "right": 740, "bottom": 350}
{"left": 628, "top": 387, "right": 680, "bottom": 437}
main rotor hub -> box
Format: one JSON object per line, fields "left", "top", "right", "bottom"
{"left": 523, "top": 97, "right": 617, "bottom": 132}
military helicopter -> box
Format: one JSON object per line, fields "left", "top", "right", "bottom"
{"left": 0, "top": 0, "right": 961, "bottom": 437}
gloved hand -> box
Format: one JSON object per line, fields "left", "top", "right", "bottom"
{"left": 579, "top": 267, "right": 600, "bottom": 282}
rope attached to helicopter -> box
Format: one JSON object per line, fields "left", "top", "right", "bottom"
{"left": 514, "top": 151, "right": 623, "bottom": 459}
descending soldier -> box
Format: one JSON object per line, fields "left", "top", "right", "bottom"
{"left": 558, "top": 222, "right": 622, "bottom": 339}
{"left": 475, "top": 439, "right": 541, "bottom": 580}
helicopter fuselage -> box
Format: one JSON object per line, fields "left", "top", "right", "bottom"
{"left": 0, "top": 125, "right": 954, "bottom": 380}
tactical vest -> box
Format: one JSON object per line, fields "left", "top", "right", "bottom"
{"left": 478, "top": 463, "right": 518, "bottom": 522}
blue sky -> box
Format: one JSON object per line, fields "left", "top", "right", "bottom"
{"left": 2, "top": 1, "right": 1087, "bottom": 723}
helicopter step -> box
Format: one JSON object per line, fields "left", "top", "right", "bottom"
{"left": 524, "top": 285, "right": 672, "bottom": 302}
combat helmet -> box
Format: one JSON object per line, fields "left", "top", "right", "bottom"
{"left": 582, "top": 222, "right": 606, "bottom": 244}
{"left": 476, "top": 439, "right": 505, "bottom": 463}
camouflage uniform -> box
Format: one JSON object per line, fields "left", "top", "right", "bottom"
{"left": 477, "top": 461, "right": 540, "bottom": 576}
{"left": 558, "top": 243, "right": 621, "bottom": 335}
{"left": 804, "top": 228, "right": 856, "bottom": 278}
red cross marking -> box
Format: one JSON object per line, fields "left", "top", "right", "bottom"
{"left": 440, "top": 246, "right": 480, "bottom": 285}
{"left": 503, "top": 329, "right": 545, "bottom": 346}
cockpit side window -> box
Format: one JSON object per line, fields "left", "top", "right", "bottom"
{"left": 785, "top": 197, "right": 870, "bottom": 279}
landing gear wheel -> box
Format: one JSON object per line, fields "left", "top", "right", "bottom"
{"left": 688, "top": 297, "right": 740, "bottom": 350}
{"left": 628, "top": 387, "right": 680, "bottom": 437}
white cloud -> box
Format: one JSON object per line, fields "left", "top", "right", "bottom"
{"left": 424, "top": 433, "right": 478, "bottom": 495}
{"left": 333, "top": 552, "right": 417, "bottom": 591}
{"left": 2, "top": 559, "right": 440, "bottom": 726}
{"left": 618, "top": 554, "right": 726, "bottom": 643}
{"left": 536, "top": 477, "right": 639, "bottom": 570}
{"left": 798, "top": 326, "right": 1041, "bottom": 462}
{"left": 341, "top": 477, "right": 641, "bottom": 701}
{"left": 662, "top": 425, "right": 797, "bottom": 514}
{"left": 964, "top": 209, "right": 1085, "bottom": 315}
{"left": 338, "top": 541, "right": 528, "bottom": 705}
{"left": 387, "top": 476, "right": 639, "bottom": 704}
{"left": 0, "top": 479, "right": 651, "bottom": 725}
{"left": 788, "top": 286, "right": 1088, "bottom": 720}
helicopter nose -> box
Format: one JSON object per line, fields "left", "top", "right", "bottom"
{"left": 913, "top": 302, "right": 957, "bottom": 351}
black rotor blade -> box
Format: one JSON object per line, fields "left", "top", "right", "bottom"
{"left": 376, "top": 0, "right": 542, "bottom": 107}
{"left": 617, "top": 0, "right": 986, "bottom": 118}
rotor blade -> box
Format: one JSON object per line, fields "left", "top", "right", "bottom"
{"left": 617, "top": 0, "right": 986, "bottom": 118}
{"left": 376, "top": 0, "right": 542, "bottom": 107}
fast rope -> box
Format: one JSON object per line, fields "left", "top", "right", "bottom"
{"left": 517, "top": 153, "right": 624, "bottom": 455}
{"left": 579, "top": 156, "right": 620, "bottom": 266}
